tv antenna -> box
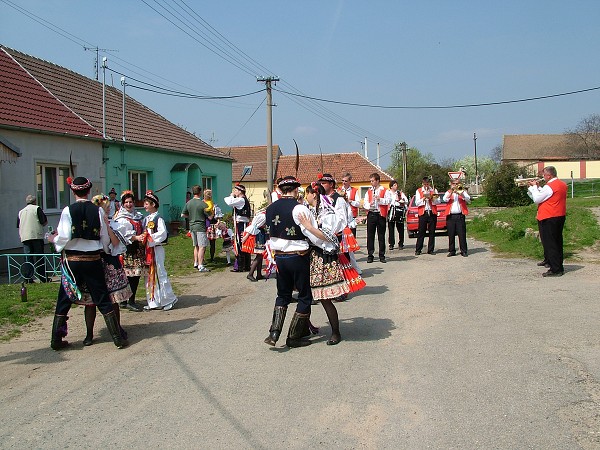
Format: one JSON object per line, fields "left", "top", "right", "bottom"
{"left": 84, "top": 46, "right": 119, "bottom": 80}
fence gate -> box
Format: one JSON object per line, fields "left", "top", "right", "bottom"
{"left": 0, "top": 253, "right": 61, "bottom": 284}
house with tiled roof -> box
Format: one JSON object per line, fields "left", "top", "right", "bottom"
{"left": 503, "top": 134, "right": 600, "bottom": 179}
{"left": 276, "top": 152, "right": 393, "bottom": 201}
{"left": 0, "top": 45, "right": 232, "bottom": 251}
{"left": 217, "top": 145, "right": 281, "bottom": 211}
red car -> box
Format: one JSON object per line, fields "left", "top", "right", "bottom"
{"left": 405, "top": 195, "right": 449, "bottom": 238}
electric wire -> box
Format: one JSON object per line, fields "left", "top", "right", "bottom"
{"left": 224, "top": 97, "right": 266, "bottom": 147}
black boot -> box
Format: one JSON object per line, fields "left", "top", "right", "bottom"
{"left": 50, "top": 315, "right": 70, "bottom": 350}
{"left": 103, "top": 311, "right": 127, "bottom": 349}
{"left": 286, "top": 312, "right": 312, "bottom": 348}
{"left": 83, "top": 306, "right": 96, "bottom": 346}
{"left": 264, "top": 306, "right": 287, "bottom": 346}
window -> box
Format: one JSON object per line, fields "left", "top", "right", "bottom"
{"left": 202, "top": 176, "right": 212, "bottom": 191}
{"left": 129, "top": 171, "right": 147, "bottom": 206}
{"left": 36, "top": 164, "right": 70, "bottom": 211}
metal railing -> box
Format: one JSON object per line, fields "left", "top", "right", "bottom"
{"left": 0, "top": 253, "right": 61, "bottom": 284}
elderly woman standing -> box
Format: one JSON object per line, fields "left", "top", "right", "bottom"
{"left": 113, "top": 191, "right": 145, "bottom": 312}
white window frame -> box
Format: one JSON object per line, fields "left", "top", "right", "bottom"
{"left": 202, "top": 176, "right": 212, "bottom": 191}
{"left": 36, "top": 163, "right": 71, "bottom": 212}
{"left": 129, "top": 170, "right": 148, "bottom": 206}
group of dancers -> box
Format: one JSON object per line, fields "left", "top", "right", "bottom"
{"left": 49, "top": 178, "right": 177, "bottom": 350}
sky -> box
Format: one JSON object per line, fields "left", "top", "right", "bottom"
{"left": 2, "top": 0, "right": 600, "bottom": 171}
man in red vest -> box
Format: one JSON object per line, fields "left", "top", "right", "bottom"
{"left": 414, "top": 176, "right": 440, "bottom": 255}
{"left": 340, "top": 172, "right": 360, "bottom": 237}
{"left": 443, "top": 179, "right": 471, "bottom": 257}
{"left": 362, "top": 172, "right": 390, "bottom": 263}
{"left": 528, "top": 166, "right": 567, "bottom": 277}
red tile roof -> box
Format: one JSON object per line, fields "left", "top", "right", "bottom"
{"left": 276, "top": 152, "right": 393, "bottom": 184}
{"left": 0, "top": 46, "right": 229, "bottom": 161}
{"left": 0, "top": 48, "right": 101, "bottom": 138}
{"left": 217, "top": 145, "right": 281, "bottom": 182}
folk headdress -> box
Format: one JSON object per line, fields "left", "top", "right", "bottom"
{"left": 318, "top": 173, "right": 336, "bottom": 185}
{"left": 234, "top": 183, "right": 246, "bottom": 193}
{"left": 121, "top": 190, "right": 135, "bottom": 203}
{"left": 143, "top": 190, "right": 160, "bottom": 208}
{"left": 278, "top": 176, "right": 301, "bottom": 189}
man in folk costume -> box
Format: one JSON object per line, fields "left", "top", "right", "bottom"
{"left": 224, "top": 184, "right": 251, "bottom": 272}
{"left": 527, "top": 166, "right": 568, "bottom": 277}
{"left": 414, "top": 176, "right": 441, "bottom": 256}
{"left": 107, "top": 187, "right": 120, "bottom": 218}
{"left": 362, "top": 172, "right": 390, "bottom": 263}
{"left": 264, "top": 176, "right": 329, "bottom": 348}
{"left": 47, "top": 176, "right": 126, "bottom": 350}
{"left": 443, "top": 178, "right": 471, "bottom": 257}
{"left": 339, "top": 172, "right": 360, "bottom": 237}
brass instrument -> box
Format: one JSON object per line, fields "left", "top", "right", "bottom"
{"left": 514, "top": 177, "right": 543, "bottom": 187}
{"left": 452, "top": 183, "right": 466, "bottom": 195}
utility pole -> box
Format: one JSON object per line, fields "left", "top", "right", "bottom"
{"left": 102, "top": 57, "right": 107, "bottom": 139}
{"left": 84, "top": 46, "right": 118, "bottom": 80}
{"left": 473, "top": 132, "right": 479, "bottom": 193}
{"left": 400, "top": 142, "right": 408, "bottom": 190}
{"left": 257, "top": 76, "right": 279, "bottom": 193}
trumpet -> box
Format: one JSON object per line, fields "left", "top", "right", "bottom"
{"left": 514, "top": 177, "right": 543, "bottom": 187}
{"left": 452, "top": 183, "right": 466, "bottom": 195}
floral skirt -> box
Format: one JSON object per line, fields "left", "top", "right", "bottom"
{"left": 122, "top": 243, "right": 146, "bottom": 277}
{"left": 309, "top": 248, "right": 350, "bottom": 301}
{"left": 76, "top": 254, "right": 133, "bottom": 306}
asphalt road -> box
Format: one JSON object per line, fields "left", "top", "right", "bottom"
{"left": 0, "top": 229, "right": 599, "bottom": 449}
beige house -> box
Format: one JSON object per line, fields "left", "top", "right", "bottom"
{"left": 503, "top": 134, "right": 600, "bottom": 179}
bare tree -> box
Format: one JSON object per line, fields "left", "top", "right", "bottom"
{"left": 565, "top": 114, "right": 600, "bottom": 158}
{"left": 490, "top": 144, "right": 503, "bottom": 164}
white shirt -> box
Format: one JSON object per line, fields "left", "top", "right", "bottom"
{"left": 224, "top": 195, "right": 250, "bottom": 223}
{"left": 386, "top": 189, "right": 408, "bottom": 207}
{"left": 340, "top": 185, "right": 360, "bottom": 209}
{"left": 53, "top": 201, "right": 110, "bottom": 253}
{"left": 414, "top": 186, "right": 440, "bottom": 211}
{"left": 362, "top": 185, "right": 390, "bottom": 211}
{"left": 528, "top": 178, "right": 555, "bottom": 204}
{"left": 443, "top": 190, "right": 471, "bottom": 214}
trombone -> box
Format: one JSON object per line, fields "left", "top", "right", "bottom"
{"left": 423, "top": 175, "right": 439, "bottom": 201}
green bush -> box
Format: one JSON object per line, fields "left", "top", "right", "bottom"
{"left": 484, "top": 163, "right": 532, "bottom": 207}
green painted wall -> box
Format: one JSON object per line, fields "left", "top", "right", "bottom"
{"left": 103, "top": 143, "right": 232, "bottom": 222}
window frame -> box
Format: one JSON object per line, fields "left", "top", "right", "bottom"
{"left": 129, "top": 170, "right": 148, "bottom": 207}
{"left": 36, "top": 163, "right": 71, "bottom": 212}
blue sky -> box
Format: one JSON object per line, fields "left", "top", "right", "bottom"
{"left": 2, "top": 0, "right": 599, "bottom": 170}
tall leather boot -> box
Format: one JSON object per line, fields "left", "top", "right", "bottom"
{"left": 83, "top": 306, "right": 96, "bottom": 346}
{"left": 286, "top": 312, "right": 312, "bottom": 348}
{"left": 264, "top": 306, "right": 287, "bottom": 346}
{"left": 50, "top": 315, "right": 70, "bottom": 350}
{"left": 103, "top": 311, "right": 127, "bottom": 349}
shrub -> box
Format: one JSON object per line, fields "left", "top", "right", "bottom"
{"left": 484, "top": 163, "right": 532, "bottom": 207}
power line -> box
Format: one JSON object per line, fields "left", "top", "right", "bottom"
{"left": 274, "top": 85, "right": 600, "bottom": 110}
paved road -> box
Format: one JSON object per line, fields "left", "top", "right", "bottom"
{"left": 1, "top": 229, "right": 599, "bottom": 449}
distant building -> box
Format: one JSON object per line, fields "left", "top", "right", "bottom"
{"left": 503, "top": 134, "right": 600, "bottom": 179}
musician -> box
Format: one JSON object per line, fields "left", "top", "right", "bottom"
{"left": 414, "top": 176, "right": 440, "bottom": 255}
{"left": 362, "top": 172, "right": 390, "bottom": 263}
{"left": 443, "top": 179, "right": 471, "bottom": 257}
{"left": 527, "top": 166, "right": 567, "bottom": 277}
{"left": 339, "top": 172, "right": 360, "bottom": 237}
{"left": 386, "top": 180, "right": 408, "bottom": 250}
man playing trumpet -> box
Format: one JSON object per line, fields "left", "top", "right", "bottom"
{"left": 414, "top": 176, "right": 440, "bottom": 255}
{"left": 443, "top": 179, "right": 471, "bottom": 257}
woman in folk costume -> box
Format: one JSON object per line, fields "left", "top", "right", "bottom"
{"left": 336, "top": 187, "right": 362, "bottom": 275}
{"left": 142, "top": 191, "right": 178, "bottom": 311}
{"left": 300, "top": 183, "right": 356, "bottom": 345}
{"left": 76, "top": 194, "right": 132, "bottom": 346}
{"left": 241, "top": 209, "right": 267, "bottom": 282}
{"left": 113, "top": 191, "right": 145, "bottom": 312}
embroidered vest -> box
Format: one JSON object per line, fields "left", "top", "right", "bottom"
{"left": 69, "top": 202, "right": 101, "bottom": 240}
{"left": 266, "top": 198, "right": 305, "bottom": 241}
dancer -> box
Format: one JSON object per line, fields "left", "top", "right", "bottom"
{"left": 224, "top": 184, "right": 251, "bottom": 272}
{"left": 47, "top": 176, "right": 126, "bottom": 350}
{"left": 142, "top": 191, "right": 178, "bottom": 311}
{"left": 113, "top": 191, "right": 145, "bottom": 312}
{"left": 241, "top": 209, "right": 267, "bottom": 282}
{"left": 263, "top": 176, "right": 330, "bottom": 348}
{"left": 77, "top": 194, "right": 132, "bottom": 346}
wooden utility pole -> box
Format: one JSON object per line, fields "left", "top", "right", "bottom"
{"left": 257, "top": 77, "right": 279, "bottom": 193}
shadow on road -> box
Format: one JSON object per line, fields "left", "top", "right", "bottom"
{"left": 340, "top": 316, "right": 396, "bottom": 342}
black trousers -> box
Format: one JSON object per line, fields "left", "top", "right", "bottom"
{"left": 274, "top": 253, "right": 312, "bottom": 314}
{"left": 387, "top": 220, "right": 404, "bottom": 248}
{"left": 366, "top": 211, "right": 387, "bottom": 259}
{"left": 446, "top": 213, "right": 468, "bottom": 255}
{"left": 22, "top": 239, "right": 47, "bottom": 281}
{"left": 538, "top": 216, "right": 565, "bottom": 273}
{"left": 415, "top": 212, "right": 437, "bottom": 253}
{"left": 55, "top": 258, "right": 113, "bottom": 315}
